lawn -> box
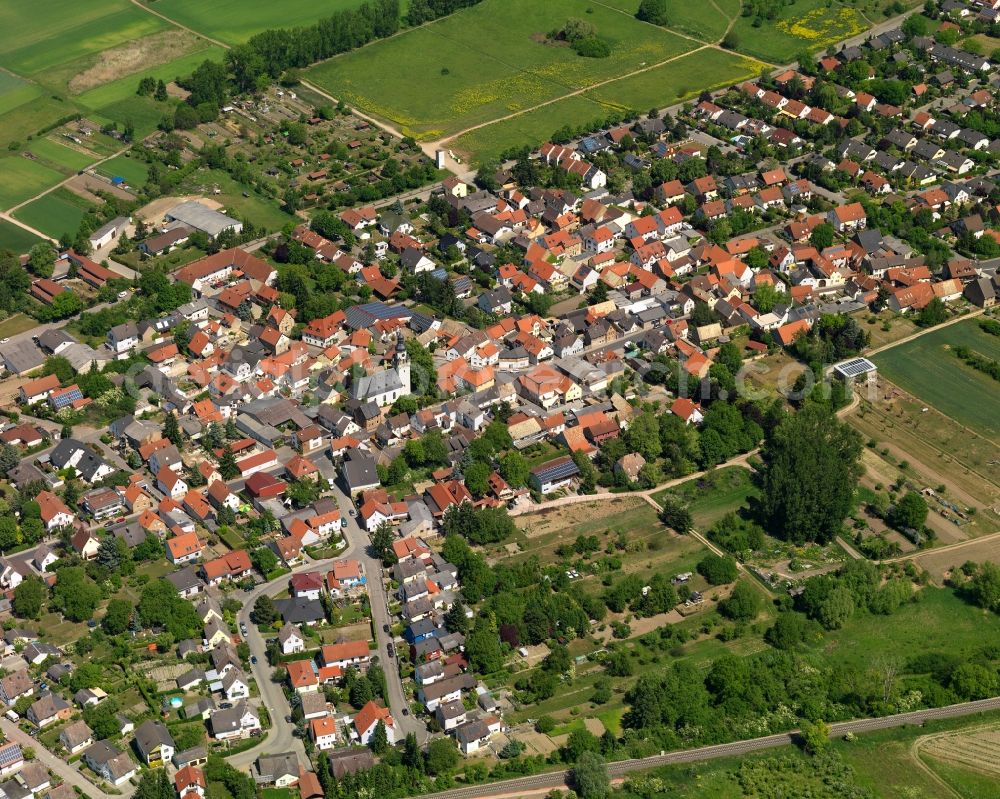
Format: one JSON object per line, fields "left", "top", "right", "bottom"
{"left": 871, "top": 316, "right": 1000, "bottom": 442}
{"left": 0, "top": 155, "right": 66, "bottom": 209}
{"left": 0, "top": 220, "right": 43, "bottom": 255}
{"left": 96, "top": 153, "right": 151, "bottom": 188}
{"left": 152, "top": 0, "right": 376, "bottom": 45}
{"left": 601, "top": 0, "right": 743, "bottom": 43}
{"left": 13, "top": 189, "right": 96, "bottom": 240}
{"left": 728, "top": 0, "right": 868, "bottom": 64}
{"left": 653, "top": 466, "right": 758, "bottom": 530}
{"left": 306, "top": 0, "right": 696, "bottom": 140}
{"left": 24, "top": 137, "right": 97, "bottom": 173}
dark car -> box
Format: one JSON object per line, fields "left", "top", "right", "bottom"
{"left": 402, "top": 708, "right": 409, "bottom": 716}
{"left": 387, "top": 643, "right": 395, "bottom": 658}
{"left": 382, "top": 624, "right": 390, "bottom": 633}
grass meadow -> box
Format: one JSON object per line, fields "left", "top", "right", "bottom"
{"left": 871, "top": 316, "right": 1000, "bottom": 442}
{"left": 599, "top": 0, "right": 743, "bottom": 43}
{"left": 451, "top": 47, "right": 764, "bottom": 160}
{"left": 728, "top": 0, "right": 868, "bottom": 63}
{"left": 25, "top": 137, "right": 96, "bottom": 173}
{"left": 306, "top": 0, "right": 696, "bottom": 140}
{"left": 0, "top": 70, "right": 41, "bottom": 116}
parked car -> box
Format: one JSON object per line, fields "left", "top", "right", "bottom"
{"left": 386, "top": 643, "right": 395, "bottom": 658}
{"left": 382, "top": 624, "right": 390, "bottom": 633}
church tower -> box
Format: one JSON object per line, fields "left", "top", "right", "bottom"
{"left": 394, "top": 331, "right": 410, "bottom": 393}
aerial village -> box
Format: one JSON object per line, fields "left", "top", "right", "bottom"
{"left": 4, "top": 2, "right": 1000, "bottom": 798}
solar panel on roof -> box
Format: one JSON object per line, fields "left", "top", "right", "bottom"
{"left": 834, "top": 358, "right": 877, "bottom": 378}
{"left": 534, "top": 458, "right": 580, "bottom": 482}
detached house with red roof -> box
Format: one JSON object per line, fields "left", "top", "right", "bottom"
{"left": 353, "top": 701, "right": 395, "bottom": 746}
{"left": 166, "top": 533, "right": 203, "bottom": 565}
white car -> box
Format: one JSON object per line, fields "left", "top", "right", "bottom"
{"left": 0, "top": 338, "right": 8, "bottom": 344}
{"left": 117, "top": 291, "right": 128, "bottom": 299}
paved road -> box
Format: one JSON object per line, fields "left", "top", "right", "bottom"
{"left": 0, "top": 717, "right": 131, "bottom": 799}
{"left": 231, "top": 563, "right": 313, "bottom": 770}
{"left": 412, "top": 697, "right": 1000, "bottom": 799}
{"left": 229, "top": 473, "right": 429, "bottom": 769}
{"left": 327, "top": 477, "right": 429, "bottom": 743}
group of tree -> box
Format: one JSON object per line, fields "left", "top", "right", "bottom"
{"left": 440, "top": 502, "right": 516, "bottom": 545}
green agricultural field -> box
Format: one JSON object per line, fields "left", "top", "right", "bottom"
{"left": 728, "top": 0, "right": 868, "bottom": 64}
{"left": 152, "top": 0, "right": 378, "bottom": 45}
{"left": 307, "top": 0, "right": 696, "bottom": 141}
{"left": 0, "top": 94, "right": 77, "bottom": 150}
{"left": 0, "top": 221, "right": 42, "bottom": 255}
{"left": 97, "top": 154, "right": 150, "bottom": 188}
{"left": 0, "top": 70, "right": 41, "bottom": 116}
{"left": 13, "top": 189, "right": 95, "bottom": 240}
{"left": 872, "top": 317, "right": 1000, "bottom": 442}
{"left": 0, "top": 0, "right": 166, "bottom": 77}
{"left": 24, "top": 137, "right": 96, "bottom": 173}
{"left": 0, "top": 155, "right": 66, "bottom": 209}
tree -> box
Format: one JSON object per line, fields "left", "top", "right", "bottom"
{"left": 917, "top": 297, "right": 947, "bottom": 328}
{"left": 902, "top": 13, "right": 928, "bottom": 38}
{"left": 103, "top": 597, "right": 133, "bottom": 635}
{"left": 950, "top": 663, "right": 998, "bottom": 700}
{"left": 635, "top": 0, "right": 669, "bottom": 26}
{"left": 369, "top": 720, "right": 389, "bottom": 755}
{"left": 659, "top": 499, "right": 692, "bottom": 533}
{"left": 465, "top": 613, "right": 507, "bottom": 673}
{"left": 252, "top": 594, "right": 278, "bottom": 626}
{"left": 816, "top": 586, "right": 855, "bottom": 630}
{"left": 720, "top": 580, "right": 760, "bottom": 621}
{"left": 52, "top": 567, "right": 102, "bottom": 622}
{"left": 27, "top": 243, "right": 56, "bottom": 278}
{"left": 371, "top": 523, "right": 395, "bottom": 565}
{"left": 889, "top": 492, "right": 928, "bottom": 532}
{"left": 969, "top": 562, "right": 1000, "bottom": 613}
{"left": 463, "top": 461, "right": 491, "bottom": 499}
{"left": 162, "top": 412, "right": 182, "bottom": 447}
{"left": 572, "top": 751, "right": 610, "bottom": 799}
{"left": 97, "top": 535, "right": 128, "bottom": 573}
{"left": 809, "top": 222, "right": 835, "bottom": 250}
{"left": 757, "top": 404, "right": 862, "bottom": 544}
{"left": 425, "top": 737, "right": 459, "bottom": 774}
{"left": 12, "top": 577, "right": 45, "bottom": 619}
{"left": 154, "top": 79, "right": 168, "bottom": 101}
{"left": 697, "top": 553, "right": 738, "bottom": 585}
{"left": 251, "top": 546, "right": 278, "bottom": 576}
{"left": 444, "top": 599, "right": 469, "bottom": 634}
{"left": 499, "top": 451, "right": 529, "bottom": 488}
{"left": 765, "top": 612, "right": 814, "bottom": 650}
{"left": 218, "top": 445, "right": 239, "bottom": 480}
